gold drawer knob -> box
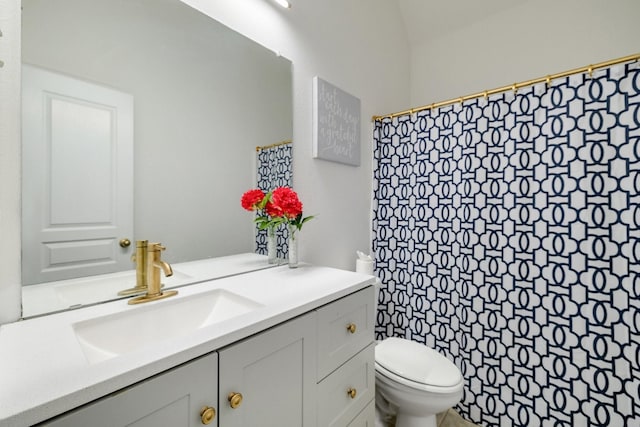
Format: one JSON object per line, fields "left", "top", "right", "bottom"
{"left": 200, "top": 406, "right": 216, "bottom": 425}
{"left": 346, "top": 323, "right": 357, "bottom": 334}
{"left": 228, "top": 392, "right": 243, "bottom": 409}
{"left": 347, "top": 388, "right": 357, "bottom": 399}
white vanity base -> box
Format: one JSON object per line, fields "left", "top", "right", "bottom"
{"left": 1, "top": 263, "right": 376, "bottom": 427}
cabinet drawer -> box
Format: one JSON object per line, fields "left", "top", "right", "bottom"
{"left": 317, "top": 286, "right": 375, "bottom": 380}
{"left": 348, "top": 401, "right": 375, "bottom": 427}
{"left": 317, "top": 344, "right": 375, "bottom": 427}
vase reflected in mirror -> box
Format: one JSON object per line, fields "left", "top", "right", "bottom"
{"left": 267, "top": 227, "right": 277, "bottom": 264}
{"left": 288, "top": 226, "right": 298, "bottom": 268}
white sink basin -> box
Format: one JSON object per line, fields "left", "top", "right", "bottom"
{"left": 73, "top": 289, "right": 263, "bottom": 363}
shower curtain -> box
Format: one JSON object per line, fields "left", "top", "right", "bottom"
{"left": 373, "top": 62, "right": 640, "bottom": 426}
{"left": 256, "top": 142, "right": 292, "bottom": 257}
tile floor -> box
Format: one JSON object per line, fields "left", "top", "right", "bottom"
{"left": 436, "top": 408, "right": 480, "bottom": 427}
{"left": 381, "top": 408, "right": 480, "bottom": 427}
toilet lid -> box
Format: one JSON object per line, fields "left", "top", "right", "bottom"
{"left": 375, "top": 337, "right": 462, "bottom": 387}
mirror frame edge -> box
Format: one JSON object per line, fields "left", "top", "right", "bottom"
{"left": 0, "top": 0, "right": 23, "bottom": 324}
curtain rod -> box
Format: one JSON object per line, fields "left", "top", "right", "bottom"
{"left": 256, "top": 140, "right": 292, "bottom": 152}
{"left": 372, "top": 53, "right": 640, "bottom": 122}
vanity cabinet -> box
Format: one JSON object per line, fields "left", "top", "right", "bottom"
{"left": 217, "top": 286, "right": 376, "bottom": 427}
{"left": 37, "top": 286, "right": 375, "bottom": 427}
{"left": 41, "top": 353, "right": 219, "bottom": 427}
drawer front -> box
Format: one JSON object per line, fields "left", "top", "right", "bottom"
{"left": 317, "top": 286, "right": 375, "bottom": 380}
{"left": 317, "top": 344, "right": 375, "bottom": 427}
{"left": 348, "top": 401, "right": 376, "bottom": 427}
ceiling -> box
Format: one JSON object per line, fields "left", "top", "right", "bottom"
{"left": 395, "top": 0, "right": 528, "bottom": 45}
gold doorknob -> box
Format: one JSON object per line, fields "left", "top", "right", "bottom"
{"left": 347, "top": 323, "right": 357, "bottom": 334}
{"left": 347, "top": 388, "right": 357, "bottom": 399}
{"left": 200, "top": 406, "right": 216, "bottom": 425}
{"left": 228, "top": 392, "right": 243, "bottom": 409}
{"left": 119, "top": 238, "right": 131, "bottom": 248}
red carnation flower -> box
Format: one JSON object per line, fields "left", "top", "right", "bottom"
{"left": 241, "top": 189, "right": 265, "bottom": 211}
{"left": 264, "top": 201, "right": 280, "bottom": 217}
{"left": 270, "top": 187, "right": 303, "bottom": 219}
{"left": 241, "top": 186, "right": 313, "bottom": 234}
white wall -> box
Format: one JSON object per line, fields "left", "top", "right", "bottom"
{"left": 409, "top": 0, "right": 640, "bottom": 107}
{"left": 182, "top": 0, "right": 411, "bottom": 270}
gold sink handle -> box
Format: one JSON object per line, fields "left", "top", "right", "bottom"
{"left": 128, "top": 241, "right": 177, "bottom": 304}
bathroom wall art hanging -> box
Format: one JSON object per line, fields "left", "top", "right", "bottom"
{"left": 312, "top": 76, "right": 361, "bottom": 166}
{"left": 373, "top": 59, "right": 640, "bottom": 427}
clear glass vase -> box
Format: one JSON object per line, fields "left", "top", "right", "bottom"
{"left": 288, "top": 226, "right": 298, "bottom": 268}
{"left": 267, "top": 227, "right": 277, "bottom": 264}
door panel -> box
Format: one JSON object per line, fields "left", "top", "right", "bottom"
{"left": 218, "top": 313, "right": 316, "bottom": 427}
{"left": 41, "top": 353, "right": 218, "bottom": 427}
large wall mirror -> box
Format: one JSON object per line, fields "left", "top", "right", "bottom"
{"left": 21, "top": 0, "right": 293, "bottom": 317}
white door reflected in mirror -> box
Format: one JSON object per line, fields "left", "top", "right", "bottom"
{"left": 22, "top": 64, "right": 134, "bottom": 285}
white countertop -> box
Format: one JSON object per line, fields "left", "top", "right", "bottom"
{"left": 0, "top": 263, "right": 374, "bottom": 427}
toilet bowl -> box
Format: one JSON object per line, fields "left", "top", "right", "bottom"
{"left": 375, "top": 337, "right": 464, "bottom": 427}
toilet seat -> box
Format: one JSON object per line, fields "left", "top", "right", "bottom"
{"left": 375, "top": 337, "right": 463, "bottom": 393}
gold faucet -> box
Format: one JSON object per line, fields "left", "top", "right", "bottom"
{"left": 117, "top": 240, "right": 150, "bottom": 296}
{"left": 128, "top": 242, "right": 178, "bottom": 304}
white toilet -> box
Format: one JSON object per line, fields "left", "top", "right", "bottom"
{"left": 374, "top": 337, "right": 464, "bottom": 427}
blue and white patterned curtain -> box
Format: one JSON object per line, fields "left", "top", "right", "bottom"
{"left": 373, "top": 62, "right": 640, "bottom": 426}
{"left": 256, "top": 142, "right": 292, "bottom": 258}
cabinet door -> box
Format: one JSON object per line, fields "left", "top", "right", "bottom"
{"left": 41, "top": 353, "right": 218, "bottom": 427}
{"left": 218, "top": 312, "right": 316, "bottom": 427}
